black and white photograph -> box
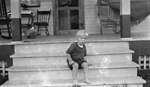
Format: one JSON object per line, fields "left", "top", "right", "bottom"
{"left": 0, "top": 0, "right": 150, "bottom": 87}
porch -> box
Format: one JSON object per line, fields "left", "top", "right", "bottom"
{"left": 0, "top": 30, "right": 149, "bottom": 44}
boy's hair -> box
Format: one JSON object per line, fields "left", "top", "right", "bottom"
{"left": 76, "top": 30, "right": 88, "bottom": 39}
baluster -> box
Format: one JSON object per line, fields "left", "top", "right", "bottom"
{"left": 146, "top": 55, "right": 149, "bottom": 69}
{"left": 139, "top": 55, "right": 144, "bottom": 70}
{"left": 149, "top": 55, "right": 150, "bottom": 69}
{"left": 1, "top": 61, "right": 6, "bottom": 77}
{"left": 144, "top": 55, "right": 146, "bottom": 69}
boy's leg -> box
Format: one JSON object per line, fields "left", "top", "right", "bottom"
{"left": 72, "top": 62, "right": 79, "bottom": 85}
{"left": 81, "top": 62, "right": 89, "bottom": 83}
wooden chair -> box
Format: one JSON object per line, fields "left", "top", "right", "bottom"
{"left": 98, "top": 2, "right": 118, "bottom": 35}
{"left": 21, "top": 11, "right": 33, "bottom": 30}
{"left": 34, "top": 9, "right": 51, "bottom": 36}
{"left": 0, "top": 0, "right": 11, "bottom": 39}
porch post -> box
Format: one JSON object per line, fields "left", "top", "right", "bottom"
{"left": 120, "top": 0, "right": 131, "bottom": 38}
{"left": 11, "top": 0, "right": 22, "bottom": 41}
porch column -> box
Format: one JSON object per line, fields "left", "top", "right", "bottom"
{"left": 120, "top": 0, "right": 131, "bottom": 38}
{"left": 11, "top": 0, "right": 22, "bottom": 41}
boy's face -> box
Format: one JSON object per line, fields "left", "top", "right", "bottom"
{"left": 78, "top": 37, "right": 86, "bottom": 45}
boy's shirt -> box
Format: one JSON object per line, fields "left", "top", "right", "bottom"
{"left": 66, "top": 42, "right": 87, "bottom": 62}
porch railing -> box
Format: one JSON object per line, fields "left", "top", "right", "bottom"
{"left": 138, "top": 55, "right": 150, "bottom": 70}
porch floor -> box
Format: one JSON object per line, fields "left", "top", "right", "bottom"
{"left": 22, "top": 33, "right": 121, "bottom": 42}
{"left": 0, "top": 31, "right": 150, "bottom": 44}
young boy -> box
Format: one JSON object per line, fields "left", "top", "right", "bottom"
{"left": 66, "top": 30, "right": 89, "bottom": 85}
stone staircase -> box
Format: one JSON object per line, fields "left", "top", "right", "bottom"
{"left": 0, "top": 40, "right": 145, "bottom": 87}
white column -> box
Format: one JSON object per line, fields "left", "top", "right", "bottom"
{"left": 11, "top": 0, "right": 21, "bottom": 18}
{"left": 120, "top": 0, "right": 131, "bottom": 15}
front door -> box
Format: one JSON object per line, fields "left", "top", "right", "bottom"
{"left": 55, "top": 0, "right": 84, "bottom": 35}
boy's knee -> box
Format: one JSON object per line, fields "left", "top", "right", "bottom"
{"left": 82, "top": 62, "right": 88, "bottom": 68}
{"left": 73, "top": 63, "right": 79, "bottom": 69}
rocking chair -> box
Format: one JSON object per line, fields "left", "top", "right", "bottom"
{"left": 0, "top": 0, "right": 11, "bottom": 39}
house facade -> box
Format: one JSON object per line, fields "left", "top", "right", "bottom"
{"left": 10, "top": 0, "right": 131, "bottom": 41}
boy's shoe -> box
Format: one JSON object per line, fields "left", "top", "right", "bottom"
{"left": 72, "top": 84, "right": 81, "bottom": 87}
{"left": 72, "top": 80, "right": 80, "bottom": 87}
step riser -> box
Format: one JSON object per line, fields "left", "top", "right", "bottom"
{"left": 14, "top": 42, "right": 129, "bottom": 56}
{"left": 0, "top": 84, "right": 143, "bottom": 87}
{"left": 8, "top": 68, "right": 137, "bottom": 81}
{"left": 12, "top": 54, "right": 132, "bottom": 66}
{"left": 84, "top": 85, "right": 143, "bottom": 87}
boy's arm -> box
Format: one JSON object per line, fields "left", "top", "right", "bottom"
{"left": 66, "top": 53, "right": 74, "bottom": 64}
{"left": 84, "top": 56, "right": 87, "bottom": 61}
{"left": 66, "top": 43, "right": 75, "bottom": 64}
{"left": 84, "top": 44, "right": 87, "bottom": 61}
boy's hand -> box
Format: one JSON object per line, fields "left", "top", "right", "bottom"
{"left": 66, "top": 54, "right": 74, "bottom": 64}
{"left": 83, "top": 57, "right": 87, "bottom": 61}
{"left": 69, "top": 60, "right": 74, "bottom": 65}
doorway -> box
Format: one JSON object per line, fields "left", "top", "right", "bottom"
{"left": 55, "top": 0, "right": 84, "bottom": 35}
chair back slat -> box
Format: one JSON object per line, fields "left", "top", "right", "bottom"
{"left": 21, "top": 14, "right": 33, "bottom": 26}
{"left": 37, "top": 10, "right": 51, "bottom": 23}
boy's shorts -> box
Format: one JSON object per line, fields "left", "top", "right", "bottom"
{"left": 67, "top": 58, "right": 87, "bottom": 70}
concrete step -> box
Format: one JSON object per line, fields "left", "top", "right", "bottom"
{"left": 11, "top": 50, "right": 133, "bottom": 58}
{"left": 14, "top": 41, "right": 130, "bottom": 56}
{"left": 7, "top": 62, "right": 138, "bottom": 81}
{"left": 8, "top": 67, "right": 137, "bottom": 81}
{"left": 3, "top": 40, "right": 145, "bottom": 87}
{"left": 12, "top": 53, "right": 133, "bottom": 66}
{"left": 1, "top": 77, "right": 145, "bottom": 87}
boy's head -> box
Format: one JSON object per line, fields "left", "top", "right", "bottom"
{"left": 76, "top": 30, "right": 88, "bottom": 44}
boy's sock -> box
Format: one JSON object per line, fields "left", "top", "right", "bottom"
{"left": 73, "top": 80, "right": 78, "bottom": 85}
